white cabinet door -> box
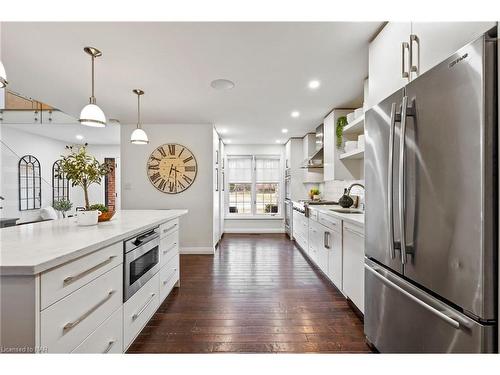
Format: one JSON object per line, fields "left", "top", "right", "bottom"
{"left": 368, "top": 22, "right": 412, "bottom": 107}
{"left": 326, "top": 227, "right": 342, "bottom": 290}
{"left": 342, "top": 222, "right": 365, "bottom": 313}
{"left": 285, "top": 140, "right": 291, "bottom": 170}
{"left": 411, "top": 22, "right": 496, "bottom": 77}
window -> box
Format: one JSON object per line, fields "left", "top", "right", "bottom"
{"left": 18, "top": 155, "right": 42, "bottom": 211}
{"left": 226, "top": 155, "right": 281, "bottom": 216}
{"left": 227, "top": 157, "right": 252, "bottom": 214}
{"left": 52, "top": 159, "right": 70, "bottom": 204}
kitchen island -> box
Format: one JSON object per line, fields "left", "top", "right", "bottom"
{"left": 0, "top": 209, "right": 187, "bottom": 353}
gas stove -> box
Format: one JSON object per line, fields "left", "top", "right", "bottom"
{"left": 292, "top": 200, "right": 338, "bottom": 216}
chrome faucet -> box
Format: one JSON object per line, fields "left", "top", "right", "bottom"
{"left": 347, "top": 183, "right": 365, "bottom": 194}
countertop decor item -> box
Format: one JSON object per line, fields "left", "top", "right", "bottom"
{"left": 89, "top": 203, "right": 115, "bottom": 222}
{"left": 52, "top": 199, "right": 73, "bottom": 218}
{"left": 309, "top": 187, "right": 320, "bottom": 200}
{"left": 338, "top": 188, "right": 354, "bottom": 208}
{"left": 59, "top": 144, "right": 113, "bottom": 211}
{"left": 336, "top": 116, "right": 348, "bottom": 149}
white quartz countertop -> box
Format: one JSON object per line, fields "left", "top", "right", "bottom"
{"left": 307, "top": 205, "right": 364, "bottom": 227}
{"left": 0, "top": 209, "right": 188, "bottom": 276}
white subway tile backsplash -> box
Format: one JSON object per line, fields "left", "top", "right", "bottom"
{"left": 320, "top": 179, "right": 365, "bottom": 204}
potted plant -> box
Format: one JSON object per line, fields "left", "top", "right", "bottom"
{"left": 59, "top": 144, "right": 113, "bottom": 226}
{"left": 52, "top": 199, "right": 73, "bottom": 218}
{"left": 336, "top": 116, "right": 348, "bottom": 149}
{"left": 309, "top": 187, "right": 320, "bottom": 201}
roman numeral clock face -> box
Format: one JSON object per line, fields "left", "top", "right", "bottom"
{"left": 147, "top": 143, "right": 198, "bottom": 194}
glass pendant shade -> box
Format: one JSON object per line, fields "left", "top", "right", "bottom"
{"left": 130, "top": 127, "right": 149, "bottom": 144}
{"left": 0, "top": 61, "right": 7, "bottom": 88}
{"left": 79, "top": 103, "right": 106, "bottom": 127}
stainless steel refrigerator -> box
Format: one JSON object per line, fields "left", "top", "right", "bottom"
{"left": 364, "top": 30, "right": 497, "bottom": 353}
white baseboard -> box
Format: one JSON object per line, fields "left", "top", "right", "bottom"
{"left": 180, "top": 246, "right": 215, "bottom": 255}
{"left": 223, "top": 228, "right": 285, "bottom": 234}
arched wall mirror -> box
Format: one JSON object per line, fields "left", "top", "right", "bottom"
{"left": 18, "top": 154, "right": 42, "bottom": 211}
{"left": 52, "top": 159, "right": 70, "bottom": 203}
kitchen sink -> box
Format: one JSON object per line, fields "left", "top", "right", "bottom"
{"left": 329, "top": 208, "right": 364, "bottom": 214}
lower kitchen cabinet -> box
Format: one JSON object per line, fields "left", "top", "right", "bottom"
{"left": 326, "top": 223, "right": 342, "bottom": 289}
{"left": 342, "top": 222, "right": 365, "bottom": 313}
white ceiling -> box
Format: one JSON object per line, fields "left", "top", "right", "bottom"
{"left": 2, "top": 121, "right": 121, "bottom": 145}
{"left": 1, "top": 22, "right": 381, "bottom": 144}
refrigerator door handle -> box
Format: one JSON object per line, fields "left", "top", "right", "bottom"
{"left": 364, "top": 263, "right": 460, "bottom": 329}
{"left": 398, "top": 96, "right": 415, "bottom": 264}
{"left": 388, "top": 102, "right": 397, "bottom": 259}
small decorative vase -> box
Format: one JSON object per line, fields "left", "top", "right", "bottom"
{"left": 313, "top": 195, "right": 320, "bottom": 201}
{"left": 77, "top": 210, "right": 102, "bottom": 226}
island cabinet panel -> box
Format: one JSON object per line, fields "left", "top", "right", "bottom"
{"left": 159, "top": 254, "right": 180, "bottom": 302}
{"left": 326, "top": 224, "right": 342, "bottom": 290}
{"left": 40, "top": 265, "right": 123, "bottom": 353}
{"left": 72, "top": 306, "right": 123, "bottom": 354}
{"left": 40, "top": 242, "right": 122, "bottom": 310}
{"left": 123, "top": 272, "right": 160, "bottom": 349}
{"left": 159, "top": 218, "right": 179, "bottom": 238}
{"left": 160, "top": 229, "right": 179, "bottom": 267}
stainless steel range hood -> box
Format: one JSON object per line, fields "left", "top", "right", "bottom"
{"left": 301, "top": 124, "right": 324, "bottom": 168}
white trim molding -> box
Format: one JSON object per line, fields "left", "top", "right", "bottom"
{"left": 223, "top": 228, "right": 285, "bottom": 234}
{"left": 180, "top": 247, "right": 215, "bottom": 255}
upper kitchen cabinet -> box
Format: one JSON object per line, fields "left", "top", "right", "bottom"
{"left": 323, "top": 108, "right": 361, "bottom": 181}
{"left": 368, "top": 22, "right": 412, "bottom": 108}
{"left": 409, "top": 22, "right": 496, "bottom": 78}
{"left": 368, "top": 22, "right": 497, "bottom": 107}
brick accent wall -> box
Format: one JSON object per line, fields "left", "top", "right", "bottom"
{"left": 104, "top": 158, "right": 116, "bottom": 211}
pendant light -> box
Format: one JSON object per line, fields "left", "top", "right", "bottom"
{"left": 0, "top": 61, "right": 7, "bottom": 88}
{"left": 79, "top": 47, "right": 106, "bottom": 127}
{"left": 130, "top": 89, "right": 149, "bottom": 144}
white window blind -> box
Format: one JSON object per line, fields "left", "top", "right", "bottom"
{"left": 226, "top": 155, "right": 281, "bottom": 216}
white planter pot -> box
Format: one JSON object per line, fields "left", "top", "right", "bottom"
{"left": 76, "top": 210, "right": 102, "bottom": 226}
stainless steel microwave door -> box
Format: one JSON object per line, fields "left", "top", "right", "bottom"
{"left": 402, "top": 34, "right": 497, "bottom": 320}
{"left": 365, "top": 89, "right": 404, "bottom": 275}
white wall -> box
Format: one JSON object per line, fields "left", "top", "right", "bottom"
{"left": 120, "top": 123, "right": 214, "bottom": 253}
{"left": 223, "top": 143, "right": 285, "bottom": 233}
{"left": 0, "top": 125, "right": 120, "bottom": 223}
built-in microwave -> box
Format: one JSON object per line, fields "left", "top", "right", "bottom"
{"left": 123, "top": 227, "right": 160, "bottom": 301}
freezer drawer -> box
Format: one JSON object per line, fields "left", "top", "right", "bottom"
{"left": 364, "top": 259, "right": 496, "bottom": 353}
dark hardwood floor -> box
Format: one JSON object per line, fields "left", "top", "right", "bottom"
{"left": 127, "top": 233, "right": 370, "bottom": 353}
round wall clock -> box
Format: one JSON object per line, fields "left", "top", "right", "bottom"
{"left": 146, "top": 143, "right": 198, "bottom": 194}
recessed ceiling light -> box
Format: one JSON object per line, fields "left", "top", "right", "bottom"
{"left": 291, "top": 111, "right": 300, "bottom": 118}
{"left": 281, "top": 128, "right": 288, "bottom": 133}
{"left": 308, "top": 80, "right": 321, "bottom": 89}
{"left": 219, "top": 129, "right": 228, "bottom": 134}
{"left": 225, "top": 139, "right": 232, "bottom": 144}
{"left": 76, "top": 134, "right": 84, "bottom": 140}
{"left": 275, "top": 140, "right": 281, "bottom": 144}
{"left": 211, "top": 79, "right": 235, "bottom": 90}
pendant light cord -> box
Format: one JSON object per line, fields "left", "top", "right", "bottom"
{"left": 137, "top": 93, "right": 141, "bottom": 129}
{"left": 91, "top": 54, "right": 95, "bottom": 102}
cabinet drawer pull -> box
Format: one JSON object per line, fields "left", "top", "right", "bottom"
{"left": 162, "top": 224, "right": 177, "bottom": 234}
{"left": 162, "top": 243, "right": 177, "bottom": 254}
{"left": 63, "top": 290, "right": 116, "bottom": 334}
{"left": 162, "top": 268, "right": 178, "bottom": 285}
{"left": 132, "top": 293, "right": 156, "bottom": 321}
{"left": 63, "top": 256, "right": 117, "bottom": 286}
{"left": 103, "top": 340, "right": 116, "bottom": 353}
